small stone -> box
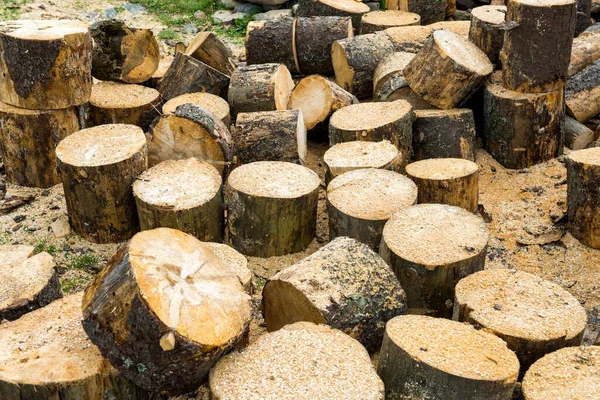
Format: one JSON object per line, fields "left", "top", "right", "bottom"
{"left": 213, "top": 10, "right": 248, "bottom": 24}
{"left": 104, "top": 8, "right": 118, "bottom": 18}
{"left": 194, "top": 10, "right": 208, "bottom": 21}
{"left": 51, "top": 216, "right": 71, "bottom": 239}
{"left": 13, "top": 215, "right": 25, "bottom": 223}
{"left": 494, "top": 304, "right": 502, "bottom": 311}
{"left": 366, "top": 2, "right": 380, "bottom": 11}
{"left": 26, "top": 227, "right": 38, "bottom": 232}
{"left": 124, "top": 3, "right": 146, "bottom": 14}
{"left": 219, "top": 0, "right": 243, "bottom": 10}
{"left": 12, "top": 223, "right": 22, "bottom": 232}
{"left": 181, "top": 23, "right": 198, "bottom": 34}
{"left": 41, "top": 189, "right": 50, "bottom": 197}
{"left": 253, "top": 9, "right": 292, "bottom": 21}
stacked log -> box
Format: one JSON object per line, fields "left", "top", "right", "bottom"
{"left": 569, "top": 27, "right": 600, "bottom": 77}
{"left": 373, "top": 52, "right": 415, "bottom": 102}
{"left": 565, "top": 116, "right": 596, "bottom": 149}
{"left": 360, "top": 11, "right": 421, "bottom": 34}
{"left": 162, "top": 92, "right": 231, "bottom": 126}
{"left": 398, "top": 0, "right": 447, "bottom": 24}
{"left": 185, "top": 31, "right": 233, "bottom": 75}
{"left": 566, "top": 59, "right": 600, "bottom": 123}
{"left": 145, "top": 56, "right": 173, "bottom": 88}
{"left": 428, "top": 21, "right": 472, "bottom": 36}
{"left": 384, "top": 25, "right": 433, "bottom": 53}
{"left": 296, "top": 0, "right": 370, "bottom": 29}
{"left": 245, "top": 18, "right": 298, "bottom": 74}
{"left": 469, "top": 5, "right": 507, "bottom": 66}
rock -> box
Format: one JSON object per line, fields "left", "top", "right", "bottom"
{"left": 236, "top": 3, "right": 262, "bottom": 13}
{"left": 366, "top": 2, "right": 380, "bottom": 11}
{"left": 194, "top": 10, "right": 208, "bottom": 21}
{"left": 51, "top": 216, "right": 71, "bottom": 239}
{"left": 253, "top": 9, "right": 292, "bottom": 21}
{"left": 124, "top": 3, "right": 146, "bottom": 14}
{"left": 213, "top": 10, "right": 249, "bottom": 24}
{"left": 219, "top": 0, "right": 244, "bottom": 10}
{"left": 181, "top": 23, "right": 198, "bottom": 34}
{"left": 263, "top": 4, "right": 283, "bottom": 11}
{"left": 85, "top": 11, "right": 99, "bottom": 22}
{"left": 292, "top": 4, "right": 298, "bottom": 16}
{"left": 104, "top": 7, "right": 117, "bottom": 18}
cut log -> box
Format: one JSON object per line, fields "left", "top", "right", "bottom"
{"left": 522, "top": 346, "right": 600, "bottom": 400}
{"left": 412, "top": 108, "right": 476, "bottom": 161}
{"left": 406, "top": 158, "right": 479, "bottom": 213}
{"left": 263, "top": 237, "right": 407, "bottom": 351}
{"left": 0, "top": 252, "right": 61, "bottom": 321}
{"left": 500, "top": 0, "right": 577, "bottom": 93}
{"left": 88, "top": 81, "right": 161, "bottom": 131}
{"left": 91, "top": 19, "right": 159, "bottom": 84}
{"left": 82, "top": 228, "right": 252, "bottom": 395}
{"left": 133, "top": 158, "right": 223, "bottom": 242}
{"left": 162, "top": 92, "right": 231, "bottom": 127}
{"left": 296, "top": 0, "right": 370, "bottom": 30}
{"left": 569, "top": 30, "right": 600, "bottom": 77}
{"left": 373, "top": 51, "right": 414, "bottom": 96}
{"left": 360, "top": 10, "right": 421, "bottom": 34}
{"left": 56, "top": 124, "right": 147, "bottom": 244}
{"left": 225, "top": 161, "right": 320, "bottom": 257}
{"left": 454, "top": 269, "right": 587, "bottom": 375}
{"left": 0, "top": 293, "right": 150, "bottom": 400}
{"left": 210, "top": 322, "right": 385, "bottom": 400}
{"left": 0, "top": 20, "right": 92, "bottom": 109}
{"left": 0, "top": 244, "right": 34, "bottom": 266}
{"left": 469, "top": 5, "right": 507, "bottom": 65}
{"left": 174, "top": 42, "right": 186, "bottom": 54}
{"left": 384, "top": 25, "right": 433, "bottom": 53}
{"left": 429, "top": 20, "right": 472, "bottom": 36}
{"left": 404, "top": 30, "right": 493, "bottom": 109}
{"left": 185, "top": 31, "right": 233, "bottom": 75}
{"left": 245, "top": 18, "right": 297, "bottom": 74}
{"left": 158, "top": 52, "right": 230, "bottom": 101}
{"left": 287, "top": 75, "right": 357, "bottom": 133}
{"left": 378, "top": 315, "right": 519, "bottom": 400}
{"left": 379, "top": 204, "right": 489, "bottom": 317}
{"left": 565, "top": 116, "right": 596, "bottom": 149}
{"left": 233, "top": 110, "right": 307, "bottom": 164}
{"left": 332, "top": 33, "right": 395, "bottom": 98}
{"left": 566, "top": 147, "right": 600, "bottom": 248}
{"left": 148, "top": 104, "right": 234, "bottom": 176}
{"left": 327, "top": 169, "right": 417, "bottom": 250}
{"left": 566, "top": 59, "right": 600, "bottom": 123}
{"left": 376, "top": 83, "right": 435, "bottom": 109}
{"left": 0, "top": 101, "right": 80, "bottom": 188}
{"left": 228, "top": 63, "right": 294, "bottom": 117}
{"left": 483, "top": 71, "right": 564, "bottom": 169}
{"left": 145, "top": 56, "right": 173, "bottom": 88}
{"left": 398, "top": 0, "right": 447, "bottom": 24}
{"left": 575, "top": 0, "right": 592, "bottom": 36}
{"left": 203, "top": 242, "right": 252, "bottom": 294}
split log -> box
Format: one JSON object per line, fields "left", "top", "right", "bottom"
{"left": 379, "top": 204, "right": 489, "bottom": 317}
{"left": 569, "top": 30, "right": 600, "bottom": 77}
{"left": 0, "top": 244, "right": 34, "bottom": 267}
{"left": 82, "top": 228, "right": 252, "bottom": 395}
{"left": 0, "top": 20, "right": 92, "bottom": 109}
{"left": 412, "top": 108, "right": 476, "bottom": 161}
{"left": 158, "top": 52, "right": 230, "bottom": 101}
{"left": 565, "top": 116, "right": 595, "bottom": 149}
{"left": 56, "top": 124, "right": 147, "bottom": 244}
{"left": 360, "top": 10, "right": 421, "bottom": 34}
{"left": 204, "top": 242, "right": 252, "bottom": 294}
{"left": 469, "top": 5, "right": 507, "bottom": 65}
{"left": 404, "top": 30, "right": 493, "bottom": 109}
{"left": 575, "top": 0, "right": 592, "bottom": 36}
{"left": 483, "top": 72, "right": 564, "bottom": 169}
{"left": 133, "top": 158, "right": 224, "bottom": 242}
{"left": 327, "top": 169, "right": 417, "bottom": 250}
{"left": 210, "top": 322, "right": 384, "bottom": 400}
{"left": 566, "top": 147, "right": 600, "bottom": 248}
{"left": 406, "top": 158, "right": 479, "bottom": 213}
{"left": 0, "top": 252, "right": 61, "bottom": 321}
{"left": 162, "top": 92, "right": 231, "bottom": 127}
{"left": 228, "top": 63, "right": 294, "bottom": 117}
{"left": 145, "top": 56, "right": 172, "bottom": 88}
{"left": 500, "top": 0, "right": 577, "bottom": 93}
{"left": 185, "top": 31, "right": 233, "bottom": 75}
{"left": 263, "top": 237, "right": 407, "bottom": 351}
{"left": 0, "top": 293, "right": 150, "bottom": 400}
{"left": 566, "top": 59, "right": 600, "bottom": 123}
{"left": 454, "top": 269, "right": 587, "bottom": 375}
{"left": 373, "top": 51, "right": 414, "bottom": 97}
{"left": 0, "top": 101, "right": 80, "bottom": 188}
{"left": 398, "top": 0, "right": 447, "bottom": 24}
{"left": 233, "top": 110, "right": 307, "bottom": 164}
{"left": 88, "top": 81, "right": 161, "bottom": 131}
{"left": 296, "top": 0, "right": 370, "bottom": 30}
{"left": 428, "top": 21, "right": 472, "bottom": 36}
{"left": 225, "top": 161, "right": 320, "bottom": 257}
{"left": 384, "top": 25, "right": 433, "bottom": 53}
{"left": 378, "top": 315, "right": 519, "bottom": 400}
{"left": 148, "top": 104, "right": 234, "bottom": 176}
{"left": 245, "top": 18, "right": 297, "bottom": 75}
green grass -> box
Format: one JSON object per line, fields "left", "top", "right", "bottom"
{"left": 67, "top": 253, "right": 100, "bottom": 271}
{"left": 61, "top": 277, "right": 90, "bottom": 294}
{"left": 33, "top": 239, "right": 57, "bottom": 255}
{"left": 158, "top": 28, "right": 181, "bottom": 40}
{"left": 0, "top": 0, "right": 28, "bottom": 21}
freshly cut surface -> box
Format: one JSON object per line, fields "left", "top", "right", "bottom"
{"left": 324, "top": 140, "right": 401, "bottom": 182}
{"left": 360, "top": 10, "right": 421, "bottom": 34}
{"left": 204, "top": 242, "right": 252, "bottom": 294}
{"left": 162, "top": 92, "right": 230, "bottom": 126}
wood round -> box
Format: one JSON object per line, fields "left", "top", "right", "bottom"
{"left": 377, "top": 315, "right": 519, "bottom": 400}
{"left": 296, "top": 0, "right": 370, "bottom": 30}
{"left": 327, "top": 169, "right": 417, "bottom": 250}
{"left": 162, "top": 92, "right": 231, "bottom": 126}
{"left": 146, "top": 56, "right": 173, "bottom": 88}
{"left": 398, "top": 0, "right": 446, "bottom": 24}
{"left": 204, "top": 242, "right": 252, "bottom": 294}
{"left": 380, "top": 204, "right": 489, "bottom": 317}
{"left": 210, "top": 322, "right": 384, "bottom": 400}
{"left": 226, "top": 161, "right": 320, "bottom": 257}
{"left": 360, "top": 10, "right": 421, "bottom": 34}
{"left": 373, "top": 52, "right": 414, "bottom": 96}
{"left": 469, "top": 5, "right": 507, "bottom": 65}
{"left": 133, "top": 158, "right": 224, "bottom": 242}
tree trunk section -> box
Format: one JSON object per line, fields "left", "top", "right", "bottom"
{"left": 373, "top": 51, "right": 415, "bottom": 103}
{"left": 569, "top": 30, "right": 600, "bottom": 77}
{"left": 565, "top": 116, "right": 595, "bottom": 149}
{"left": 145, "top": 56, "right": 173, "bottom": 89}
{"left": 469, "top": 5, "right": 507, "bottom": 66}
{"left": 203, "top": 242, "right": 253, "bottom": 295}
{"left": 360, "top": 10, "right": 420, "bottom": 34}
{"left": 162, "top": 92, "right": 231, "bottom": 127}
{"left": 398, "top": 0, "right": 447, "bottom": 24}
{"left": 575, "top": 0, "right": 592, "bottom": 36}
{"left": 185, "top": 31, "right": 233, "bottom": 75}
{"left": 566, "top": 59, "right": 600, "bottom": 123}
{"left": 384, "top": 25, "right": 433, "bottom": 53}
{"left": 245, "top": 18, "right": 298, "bottom": 75}
{"left": 296, "top": 0, "right": 370, "bottom": 30}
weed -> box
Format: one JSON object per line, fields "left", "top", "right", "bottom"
{"left": 34, "top": 239, "right": 57, "bottom": 255}
{"left": 114, "top": 5, "right": 125, "bottom": 14}
{"left": 61, "top": 277, "right": 90, "bottom": 294}
{"left": 67, "top": 253, "right": 100, "bottom": 271}
{"left": 0, "top": 0, "right": 28, "bottom": 21}
{"left": 158, "top": 28, "right": 180, "bottom": 40}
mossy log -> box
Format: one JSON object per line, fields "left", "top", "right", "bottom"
{"left": 245, "top": 18, "right": 297, "bottom": 75}
{"left": 398, "top": 0, "right": 447, "bottom": 24}
{"left": 469, "top": 5, "right": 507, "bottom": 66}
{"left": 185, "top": 31, "right": 233, "bottom": 75}
{"left": 565, "top": 116, "right": 595, "bottom": 149}
{"left": 296, "top": 0, "right": 370, "bottom": 30}
{"left": 566, "top": 59, "right": 600, "bottom": 123}
{"left": 360, "top": 10, "right": 420, "bottom": 34}
{"left": 162, "top": 92, "right": 231, "bottom": 127}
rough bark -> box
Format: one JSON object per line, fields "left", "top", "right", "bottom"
{"left": 569, "top": 30, "right": 600, "bottom": 77}
{"left": 185, "top": 31, "right": 233, "bottom": 75}
{"left": 359, "top": 10, "right": 421, "bottom": 34}
{"left": 469, "top": 5, "right": 507, "bottom": 66}
{"left": 566, "top": 59, "right": 600, "bottom": 123}
{"left": 575, "top": 0, "right": 592, "bottom": 36}
{"left": 245, "top": 18, "right": 298, "bottom": 75}
{"left": 565, "top": 116, "right": 595, "bottom": 149}
{"left": 296, "top": 0, "right": 370, "bottom": 30}
{"left": 398, "top": 0, "right": 447, "bottom": 24}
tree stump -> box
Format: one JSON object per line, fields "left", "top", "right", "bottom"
{"left": 469, "top": 5, "right": 507, "bottom": 66}
{"left": 454, "top": 269, "right": 588, "bottom": 375}
{"left": 133, "top": 158, "right": 223, "bottom": 242}
{"left": 384, "top": 25, "right": 433, "bottom": 53}
{"left": 360, "top": 11, "right": 420, "bottom": 34}
{"left": 263, "top": 237, "right": 407, "bottom": 352}
{"left": 0, "top": 293, "right": 150, "bottom": 400}
{"left": 88, "top": 81, "right": 161, "bottom": 131}
{"left": 566, "top": 147, "right": 600, "bottom": 248}
{"left": 500, "top": 0, "right": 577, "bottom": 93}
{"left": 185, "top": 31, "right": 233, "bottom": 75}
{"left": 148, "top": 104, "right": 234, "bottom": 176}
{"left": 0, "top": 244, "right": 34, "bottom": 266}
{"left": 380, "top": 204, "right": 489, "bottom": 317}
{"left": 569, "top": 29, "right": 600, "bottom": 77}
{"left": 162, "top": 92, "right": 231, "bottom": 127}
{"left": 234, "top": 110, "right": 307, "bottom": 164}
{"left": 56, "top": 124, "right": 147, "bottom": 244}
{"left": 228, "top": 63, "right": 294, "bottom": 117}
{"left": 373, "top": 52, "right": 414, "bottom": 99}
{"left": 327, "top": 169, "right": 417, "bottom": 250}
{"left": 203, "top": 242, "right": 252, "bottom": 294}
{"left": 429, "top": 21, "right": 472, "bottom": 36}
{"left": 575, "top": 0, "right": 592, "bottom": 36}
{"left": 565, "top": 116, "right": 596, "bottom": 149}
{"left": 225, "top": 161, "right": 320, "bottom": 257}
{"left": 566, "top": 59, "right": 600, "bottom": 123}
{"left": 522, "top": 346, "right": 600, "bottom": 400}
{"left": 398, "top": 0, "right": 447, "bottom": 24}
{"left": 0, "top": 101, "right": 80, "bottom": 188}
{"left": 378, "top": 315, "right": 519, "bottom": 400}
{"left": 145, "top": 56, "right": 172, "bottom": 88}
{"left": 404, "top": 30, "right": 493, "bottom": 109}
{"left": 0, "top": 252, "right": 61, "bottom": 321}
{"left": 323, "top": 140, "right": 402, "bottom": 183}
{"left": 0, "top": 20, "right": 92, "bottom": 109}
{"left": 296, "top": 0, "right": 370, "bottom": 30}
{"left": 82, "top": 228, "right": 252, "bottom": 395}
{"left": 245, "top": 18, "right": 298, "bottom": 74}
{"left": 210, "top": 322, "right": 384, "bottom": 400}
{"left": 91, "top": 20, "right": 160, "bottom": 84}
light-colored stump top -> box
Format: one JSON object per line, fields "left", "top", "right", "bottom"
{"left": 375, "top": 52, "right": 415, "bottom": 80}
{"left": 0, "top": 20, "right": 88, "bottom": 40}
{"left": 162, "top": 92, "right": 230, "bottom": 121}
{"left": 515, "top": 0, "right": 575, "bottom": 6}
{"left": 385, "top": 25, "right": 434, "bottom": 43}
{"left": 330, "top": 100, "right": 413, "bottom": 130}
{"left": 90, "top": 81, "right": 160, "bottom": 109}
{"left": 328, "top": 169, "right": 417, "bottom": 220}
{"left": 385, "top": 315, "right": 520, "bottom": 382}
{"left": 0, "top": 293, "right": 111, "bottom": 386}
{"left": 383, "top": 204, "right": 489, "bottom": 267}
{"left": 320, "top": 0, "right": 370, "bottom": 13}
{"left": 210, "top": 322, "right": 384, "bottom": 400}
{"left": 324, "top": 140, "right": 399, "bottom": 170}
{"left": 362, "top": 10, "right": 421, "bottom": 27}
{"left": 486, "top": 71, "right": 548, "bottom": 100}
{"left": 0, "top": 252, "right": 55, "bottom": 310}
{"left": 567, "top": 147, "right": 600, "bottom": 166}
{"left": 133, "top": 158, "right": 222, "bottom": 210}
{"left": 288, "top": 75, "right": 337, "bottom": 129}
{"left": 0, "top": 244, "right": 34, "bottom": 267}
{"left": 429, "top": 21, "right": 472, "bottom": 37}
{"left": 455, "top": 269, "right": 587, "bottom": 343}
{"left": 228, "top": 161, "right": 320, "bottom": 199}
{"left": 406, "top": 158, "right": 479, "bottom": 180}
{"left": 471, "top": 5, "right": 507, "bottom": 25}
{"left": 203, "top": 242, "right": 252, "bottom": 294}
{"left": 433, "top": 30, "right": 494, "bottom": 75}
{"left": 56, "top": 124, "right": 146, "bottom": 167}
{"left": 522, "top": 346, "right": 600, "bottom": 400}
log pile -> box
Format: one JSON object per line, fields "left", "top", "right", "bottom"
{"left": 162, "top": 92, "right": 231, "bottom": 126}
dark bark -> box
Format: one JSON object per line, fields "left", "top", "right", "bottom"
{"left": 245, "top": 17, "right": 298, "bottom": 74}
{"left": 567, "top": 149, "right": 600, "bottom": 248}
{"left": 296, "top": 16, "right": 352, "bottom": 75}
{"left": 296, "top": 0, "right": 369, "bottom": 30}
